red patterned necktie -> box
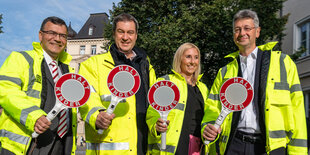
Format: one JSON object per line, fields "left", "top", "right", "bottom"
{"left": 50, "top": 60, "right": 68, "bottom": 138}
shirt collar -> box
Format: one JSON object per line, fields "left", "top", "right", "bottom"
{"left": 43, "top": 50, "right": 58, "bottom": 65}
{"left": 129, "top": 50, "right": 137, "bottom": 61}
{"left": 239, "top": 47, "right": 258, "bottom": 63}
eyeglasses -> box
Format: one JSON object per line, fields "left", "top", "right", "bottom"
{"left": 41, "top": 30, "right": 68, "bottom": 40}
{"left": 234, "top": 26, "right": 256, "bottom": 34}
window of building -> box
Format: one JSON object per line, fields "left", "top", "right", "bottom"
{"left": 300, "top": 23, "right": 310, "bottom": 56}
{"left": 80, "top": 45, "right": 85, "bottom": 55}
{"left": 91, "top": 45, "right": 96, "bottom": 55}
{"left": 89, "top": 27, "right": 93, "bottom": 36}
{"left": 295, "top": 16, "right": 310, "bottom": 57}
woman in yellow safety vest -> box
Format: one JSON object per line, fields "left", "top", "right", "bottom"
{"left": 146, "top": 43, "right": 210, "bottom": 154}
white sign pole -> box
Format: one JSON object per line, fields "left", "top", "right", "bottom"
{"left": 97, "top": 95, "right": 122, "bottom": 134}
{"left": 161, "top": 111, "right": 170, "bottom": 149}
{"left": 31, "top": 102, "right": 65, "bottom": 138}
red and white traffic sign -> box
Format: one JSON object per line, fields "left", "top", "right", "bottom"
{"left": 32, "top": 73, "right": 90, "bottom": 138}
{"left": 148, "top": 80, "right": 180, "bottom": 112}
{"left": 219, "top": 77, "right": 253, "bottom": 111}
{"left": 107, "top": 65, "right": 141, "bottom": 98}
{"left": 55, "top": 73, "right": 91, "bottom": 108}
{"left": 204, "top": 77, "right": 253, "bottom": 145}
{"left": 97, "top": 65, "right": 141, "bottom": 134}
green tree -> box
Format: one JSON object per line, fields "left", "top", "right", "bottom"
{"left": 104, "top": 0, "right": 288, "bottom": 87}
{"left": 290, "top": 46, "right": 306, "bottom": 61}
{"left": 0, "top": 14, "right": 3, "bottom": 33}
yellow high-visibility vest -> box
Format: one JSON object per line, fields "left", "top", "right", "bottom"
{"left": 78, "top": 46, "right": 156, "bottom": 155}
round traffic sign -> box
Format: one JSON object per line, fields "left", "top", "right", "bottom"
{"left": 107, "top": 65, "right": 141, "bottom": 98}
{"left": 55, "top": 73, "right": 91, "bottom": 108}
{"left": 219, "top": 77, "right": 253, "bottom": 111}
{"left": 148, "top": 80, "right": 180, "bottom": 112}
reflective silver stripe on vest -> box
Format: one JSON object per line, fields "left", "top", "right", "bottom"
{"left": 20, "top": 106, "right": 41, "bottom": 126}
{"left": 274, "top": 82, "right": 289, "bottom": 90}
{"left": 85, "top": 107, "right": 105, "bottom": 124}
{"left": 274, "top": 54, "right": 289, "bottom": 91}
{"left": 19, "top": 51, "right": 40, "bottom": 99}
{"left": 174, "top": 103, "right": 184, "bottom": 111}
{"left": 161, "top": 75, "right": 170, "bottom": 81}
{"left": 202, "top": 121, "right": 215, "bottom": 127}
{"left": 26, "top": 89, "right": 40, "bottom": 98}
{"left": 280, "top": 54, "right": 287, "bottom": 84}
{"left": 221, "top": 66, "right": 227, "bottom": 80}
{"left": 100, "top": 95, "right": 111, "bottom": 102}
{"left": 208, "top": 93, "right": 219, "bottom": 101}
{"left": 269, "top": 130, "right": 287, "bottom": 138}
{"left": 289, "top": 138, "right": 307, "bottom": 147}
{"left": 220, "top": 135, "right": 228, "bottom": 143}
{"left": 290, "top": 84, "right": 302, "bottom": 93}
{"left": 0, "top": 75, "right": 22, "bottom": 86}
{"left": 100, "top": 94, "right": 126, "bottom": 103}
{"left": 0, "top": 129, "right": 30, "bottom": 145}
{"left": 148, "top": 143, "right": 175, "bottom": 153}
{"left": 87, "top": 142, "right": 129, "bottom": 150}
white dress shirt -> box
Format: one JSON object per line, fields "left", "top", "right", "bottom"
{"left": 237, "top": 47, "right": 261, "bottom": 134}
{"left": 43, "top": 51, "right": 63, "bottom": 77}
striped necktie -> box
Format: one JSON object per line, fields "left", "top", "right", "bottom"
{"left": 50, "top": 60, "right": 68, "bottom": 138}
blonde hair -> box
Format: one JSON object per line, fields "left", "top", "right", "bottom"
{"left": 173, "top": 43, "right": 201, "bottom": 83}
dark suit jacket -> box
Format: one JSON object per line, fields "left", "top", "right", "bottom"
{"left": 28, "top": 59, "right": 73, "bottom": 155}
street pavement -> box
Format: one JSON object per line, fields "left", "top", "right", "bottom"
{"left": 76, "top": 145, "right": 86, "bottom": 155}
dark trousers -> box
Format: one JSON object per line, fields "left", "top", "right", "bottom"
{"left": 226, "top": 131, "right": 286, "bottom": 155}
{"left": 27, "top": 135, "right": 70, "bottom": 155}
{"left": 0, "top": 147, "right": 15, "bottom": 155}
{"left": 226, "top": 135, "right": 266, "bottom": 155}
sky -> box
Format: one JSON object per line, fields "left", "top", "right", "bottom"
{"left": 0, "top": 0, "right": 121, "bottom": 66}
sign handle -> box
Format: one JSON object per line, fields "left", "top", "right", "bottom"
{"left": 98, "top": 95, "right": 122, "bottom": 134}
{"left": 160, "top": 111, "right": 169, "bottom": 150}
{"left": 32, "top": 102, "right": 65, "bottom": 138}
{"left": 203, "top": 108, "right": 231, "bottom": 145}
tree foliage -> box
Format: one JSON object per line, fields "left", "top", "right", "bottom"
{"left": 104, "top": 0, "right": 288, "bottom": 87}
{"left": 0, "top": 14, "right": 3, "bottom": 33}
{"left": 290, "top": 46, "right": 306, "bottom": 61}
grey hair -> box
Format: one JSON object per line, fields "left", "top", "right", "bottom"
{"left": 233, "top": 9, "right": 259, "bottom": 28}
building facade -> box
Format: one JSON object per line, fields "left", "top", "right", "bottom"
{"left": 67, "top": 13, "right": 109, "bottom": 71}
{"left": 281, "top": 0, "right": 310, "bottom": 119}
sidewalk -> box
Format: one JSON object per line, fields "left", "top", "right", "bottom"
{"left": 76, "top": 145, "right": 86, "bottom": 155}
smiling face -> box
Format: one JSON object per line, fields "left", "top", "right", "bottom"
{"left": 233, "top": 18, "right": 260, "bottom": 53}
{"left": 39, "top": 21, "right": 67, "bottom": 60}
{"left": 180, "top": 48, "right": 199, "bottom": 77}
{"left": 113, "top": 21, "right": 137, "bottom": 55}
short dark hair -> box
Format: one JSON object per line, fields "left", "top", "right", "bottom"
{"left": 112, "top": 13, "right": 139, "bottom": 34}
{"left": 40, "top": 16, "right": 67, "bottom": 31}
